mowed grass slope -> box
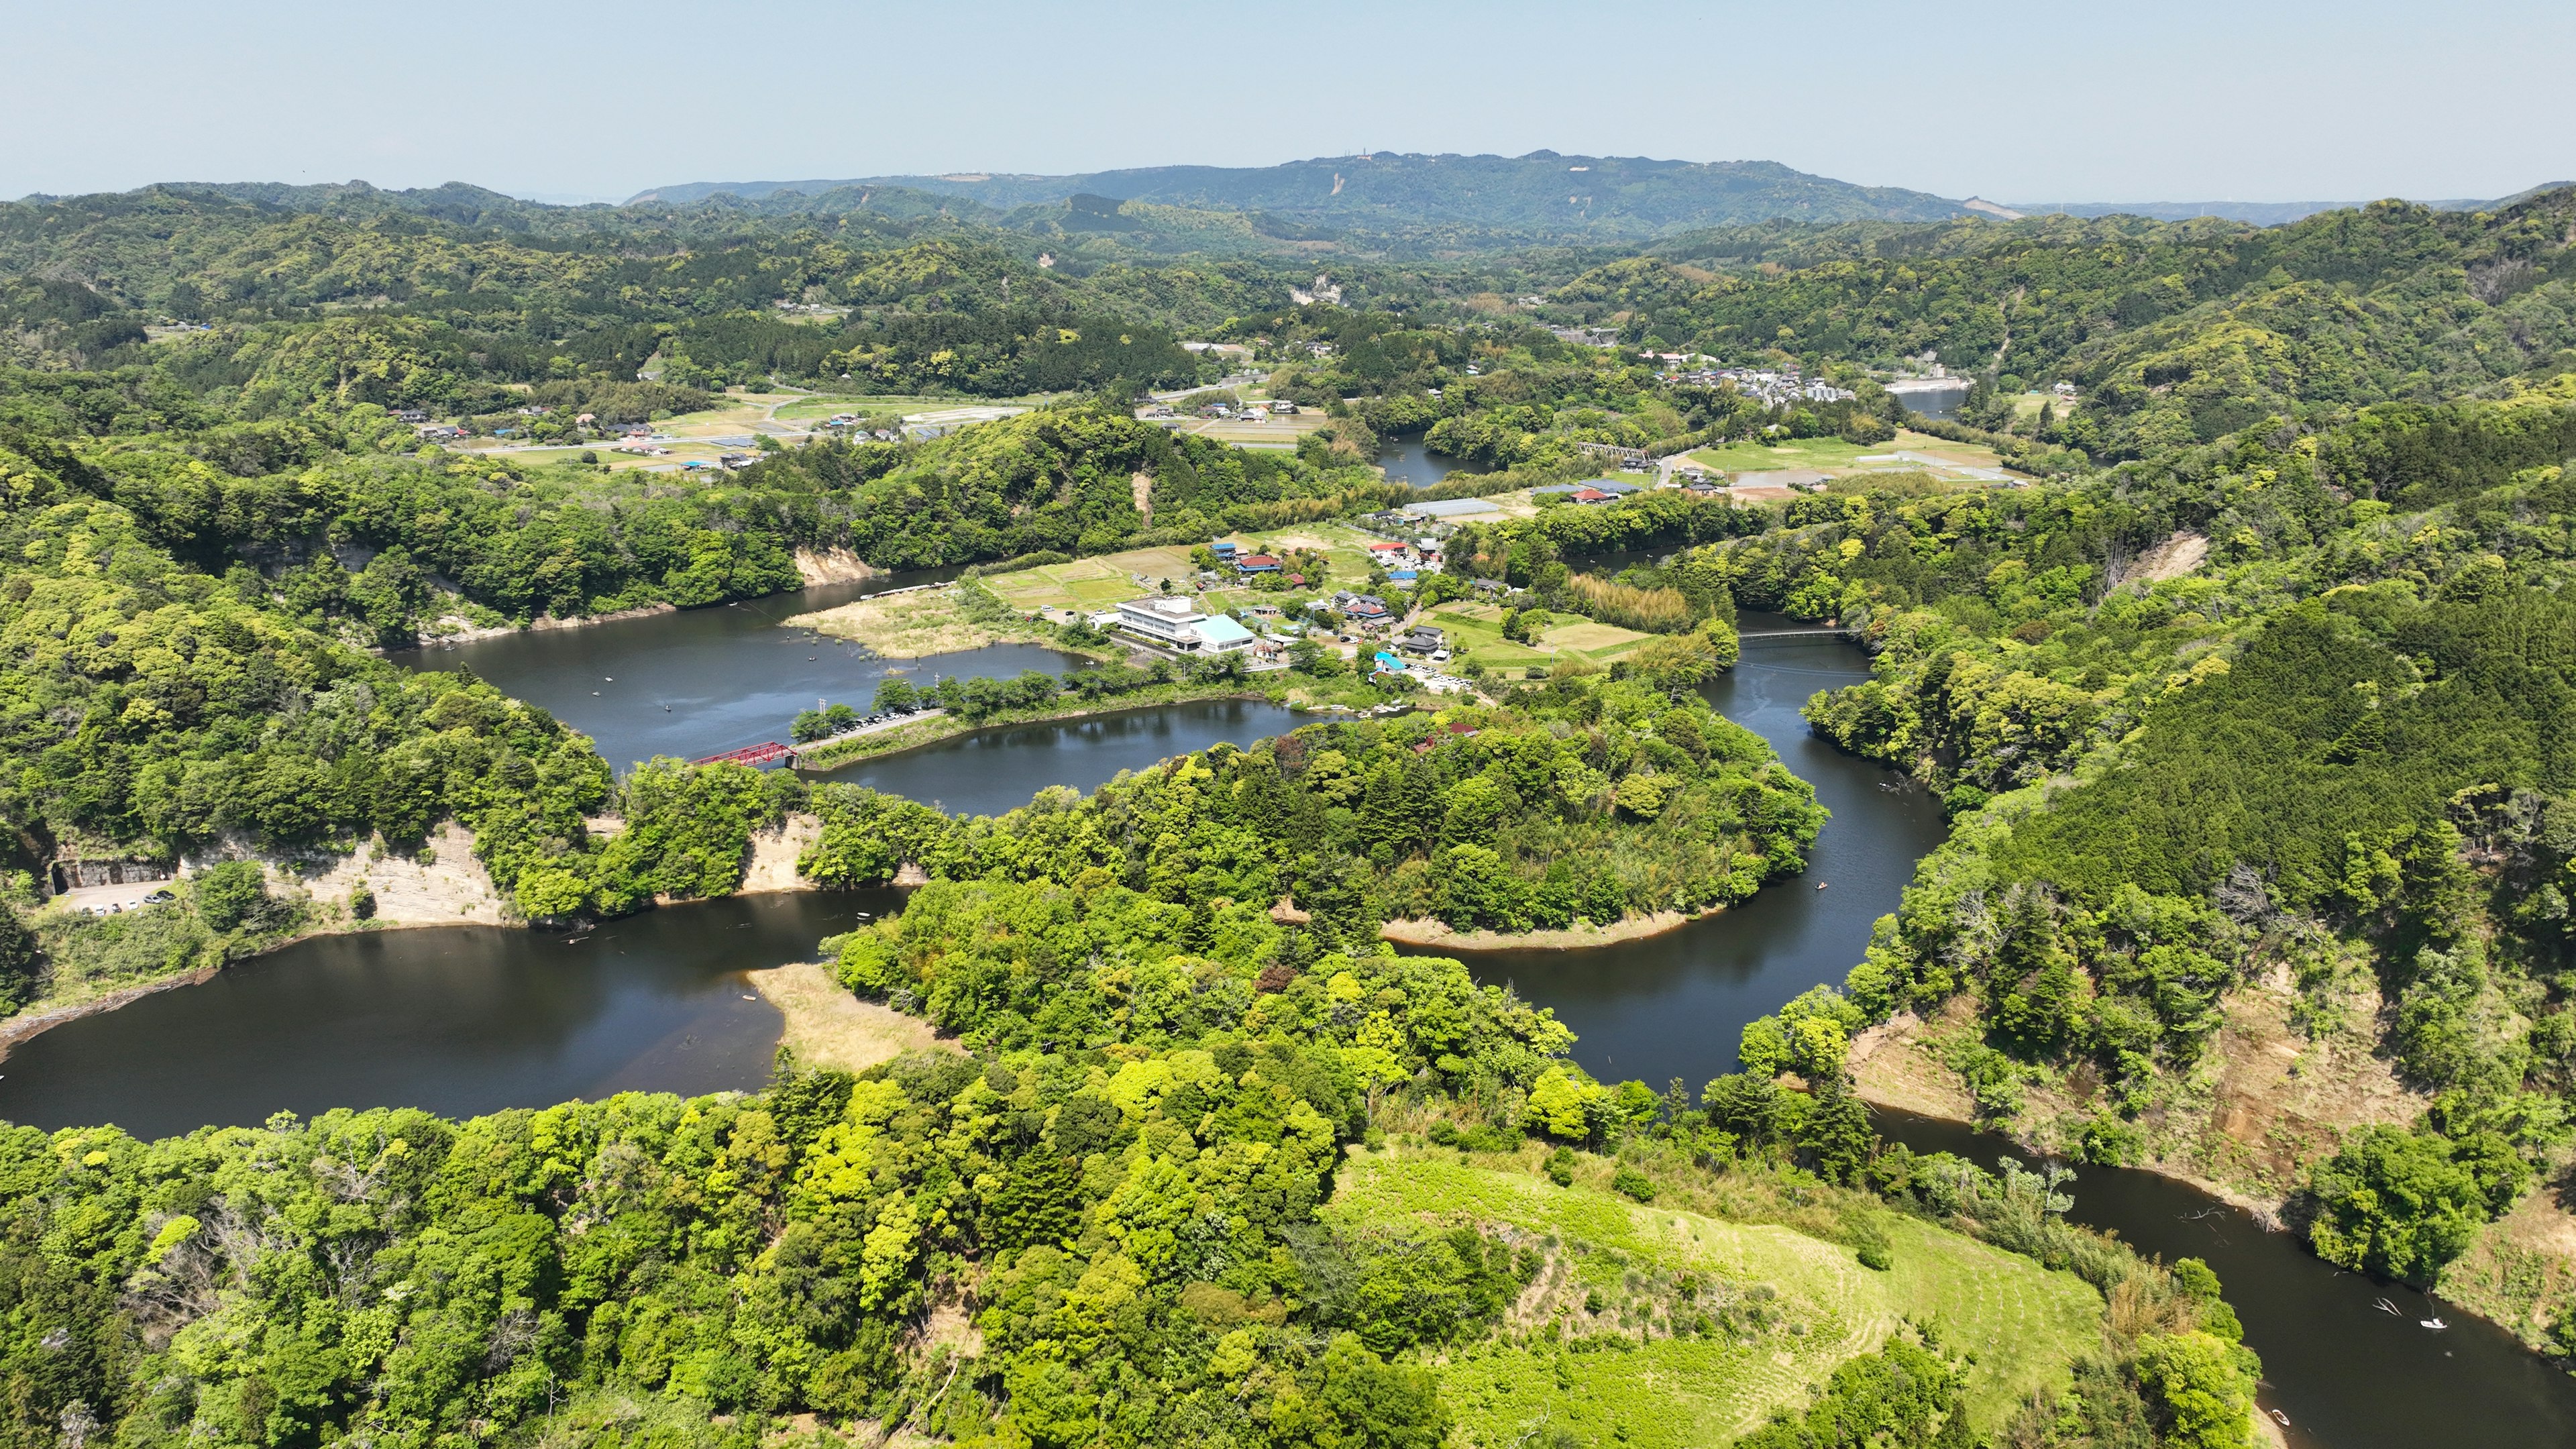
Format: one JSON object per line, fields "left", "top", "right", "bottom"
{"left": 1331, "top": 1146, "right": 2104, "bottom": 1447}
{"left": 1686, "top": 429, "right": 2004, "bottom": 478}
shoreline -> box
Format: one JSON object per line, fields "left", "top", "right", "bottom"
{"left": 795, "top": 688, "right": 1280, "bottom": 773}
{"left": 398, "top": 551, "right": 890, "bottom": 653}
{"left": 1846, "top": 1010, "right": 2294, "bottom": 1226}
{"left": 1380, "top": 904, "right": 1723, "bottom": 953}
{"left": 0, "top": 687, "right": 1283, "bottom": 1055}
{"left": 1850, "top": 1078, "right": 2294, "bottom": 1226}
{"left": 409, "top": 601, "right": 680, "bottom": 651}
{"left": 0, "top": 965, "right": 221, "bottom": 1063}
{"left": 745, "top": 959, "right": 953, "bottom": 1072}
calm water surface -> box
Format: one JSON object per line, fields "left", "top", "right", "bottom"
{"left": 390, "top": 572, "right": 1083, "bottom": 772}
{"left": 1377, "top": 433, "right": 1474, "bottom": 488}
{"left": 1892, "top": 382, "right": 1968, "bottom": 422}
{"left": 818, "top": 699, "right": 1299, "bottom": 818}
{"left": 1880, "top": 1110, "right": 2576, "bottom": 1449}
{"left": 1438, "top": 615, "right": 1949, "bottom": 1091}
{"left": 0, "top": 891, "right": 892, "bottom": 1138}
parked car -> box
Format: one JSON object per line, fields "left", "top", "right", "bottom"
{"left": 143, "top": 889, "right": 175, "bottom": 904}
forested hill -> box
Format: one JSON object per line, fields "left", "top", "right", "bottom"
{"left": 633, "top": 152, "right": 1979, "bottom": 237}
{"left": 1562, "top": 187, "right": 2576, "bottom": 460}
{"left": 1672, "top": 377, "right": 2576, "bottom": 1354}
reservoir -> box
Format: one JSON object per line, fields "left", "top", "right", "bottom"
{"left": 8, "top": 590, "right": 2574, "bottom": 1444}
{"left": 388, "top": 572, "right": 1087, "bottom": 773}
{"left": 1434, "top": 616, "right": 1950, "bottom": 1092}
{"left": 1376, "top": 432, "right": 1475, "bottom": 488}
{"left": 1885, "top": 378, "right": 1970, "bottom": 422}
{"left": 814, "top": 698, "right": 1299, "bottom": 819}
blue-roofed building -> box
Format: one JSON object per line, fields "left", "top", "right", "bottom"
{"left": 1193, "top": 614, "right": 1256, "bottom": 653}
{"left": 1373, "top": 651, "right": 1407, "bottom": 674}
{"left": 1210, "top": 540, "right": 1239, "bottom": 558}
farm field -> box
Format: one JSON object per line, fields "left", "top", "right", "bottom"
{"left": 1428, "top": 600, "right": 1652, "bottom": 676}
{"left": 978, "top": 525, "right": 1385, "bottom": 616}
{"left": 1174, "top": 412, "right": 1330, "bottom": 448}
{"left": 1328, "top": 1146, "right": 2104, "bottom": 1446}
{"left": 1688, "top": 429, "right": 2008, "bottom": 481}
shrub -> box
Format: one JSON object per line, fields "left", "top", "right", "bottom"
{"left": 1611, "top": 1165, "right": 1656, "bottom": 1202}
{"left": 193, "top": 860, "right": 271, "bottom": 932}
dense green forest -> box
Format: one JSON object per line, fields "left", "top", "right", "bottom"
{"left": 1558, "top": 192, "right": 2576, "bottom": 461}
{"left": 0, "top": 815, "right": 2254, "bottom": 1449}
{"left": 1699, "top": 379, "right": 2576, "bottom": 1352}
{"left": 799, "top": 668, "right": 1823, "bottom": 943}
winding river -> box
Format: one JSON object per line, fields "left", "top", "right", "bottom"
{"left": 3, "top": 591, "right": 2570, "bottom": 1445}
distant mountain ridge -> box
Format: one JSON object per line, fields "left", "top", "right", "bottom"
{"left": 630, "top": 156, "right": 2573, "bottom": 235}
{"left": 2000, "top": 182, "right": 2573, "bottom": 226}
{"left": 627, "top": 152, "right": 1980, "bottom": 235}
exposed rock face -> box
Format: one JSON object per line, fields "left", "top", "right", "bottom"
{"left": 271, "top": 822, "right": 505, "bottom": 926}
{"left": 740, "top": 814, "right": 823, "bottom": 893}
{"left": 795, "top": 547, "right": 877, "bottom": 584}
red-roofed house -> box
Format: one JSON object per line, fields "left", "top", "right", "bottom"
{"left": 1235, "top": 554, "right": 1281, "bottom": 574}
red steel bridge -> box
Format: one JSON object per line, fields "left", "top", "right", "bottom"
{"left": 690, "top": 741, "right": 799, "bottom": 768}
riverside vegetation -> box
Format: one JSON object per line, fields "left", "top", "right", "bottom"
{"left": 0, "top": 787, "right": 2251, "bottom": 1449}
{"left": 1709, "top": 378, "right": 2576, "bottom": 1359}
{"left": 10, "top": 172, "right": 2576, "bottom": 1443}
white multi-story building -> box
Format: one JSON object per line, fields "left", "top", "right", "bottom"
{"left": 1114, "top": 596, "right": 1256, "bottom": 653}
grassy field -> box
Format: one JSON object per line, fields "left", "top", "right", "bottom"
{"left": 1688, "top": 429, "right": 2006, "bottom": 480}
{"left": 1428, "top": 600, "right": 1652, "bottom": 676}
{"left": 788, "top": 589, "right": 1056, "bottom": 659}
{"left": 1176, "top": 413, "right": 1331, "bottom": 447}
{"left": 977, "top": 525, "right": 1385, "bottom": 616}
{"left": 1330, "top": 1145, "right": 2104, "bottom": 1446}
{"left": 771, "top": 393, "right": 1061, "bottom": 421}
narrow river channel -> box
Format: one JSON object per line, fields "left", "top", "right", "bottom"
{"left": 4, "top": 590, "right": 2570, "bottom": 1446}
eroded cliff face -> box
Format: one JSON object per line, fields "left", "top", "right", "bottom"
{"left": 794, "top": 546, "right": 878, "bottom": 584}
{"left": 1851, "top": 973, "right": 2576, "bottom": 1354}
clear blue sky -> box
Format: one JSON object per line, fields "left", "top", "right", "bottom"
{"left": 11, "top": 0, "right": 2568, "bottom": 204}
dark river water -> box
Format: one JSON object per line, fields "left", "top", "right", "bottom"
{"left": 9, "top": 593, "right": 2573, "bottom": 1445}
{"left": 1377, "top": 433, "right": 1474, "bottom": 488}
{"left": 816, "top": 699, "right": 1299, "bottom": 819}
{"left": 1892, "top": 381, "right": 1969, "bottom": 423}
{"left": 389, "top": 572, "right": 1084, "bottom": 773}
{"left": 1437, "top": 620, "right": 1950, "bottom": 1092}
{"left": 0, "top": 892, "right": 890, "bottom": 1140}
{"left": 1884, "top": 1111, "right": 2576, "bottom": 1448}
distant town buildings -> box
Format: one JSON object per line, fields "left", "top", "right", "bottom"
{"left": 1655, "top": 361, "right": 1858, "bottom": 407}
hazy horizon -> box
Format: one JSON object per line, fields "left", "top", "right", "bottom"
{"left": 9, "top": 0, "right": 2569, "bottom": 205}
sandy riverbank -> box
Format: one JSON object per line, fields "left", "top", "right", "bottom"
{"left": 1379, "top": 905, "right": 1720, "bottom": 953}
{"left": 747, "top": 959, "right": 953, "bottom": 1072}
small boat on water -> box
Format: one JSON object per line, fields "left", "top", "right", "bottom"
{"left": 1815, "top": 881, "right": 1829, "bottom": 890}
{"left": 2421, "top": 1316, "right": 2449, "bottom": 1330}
